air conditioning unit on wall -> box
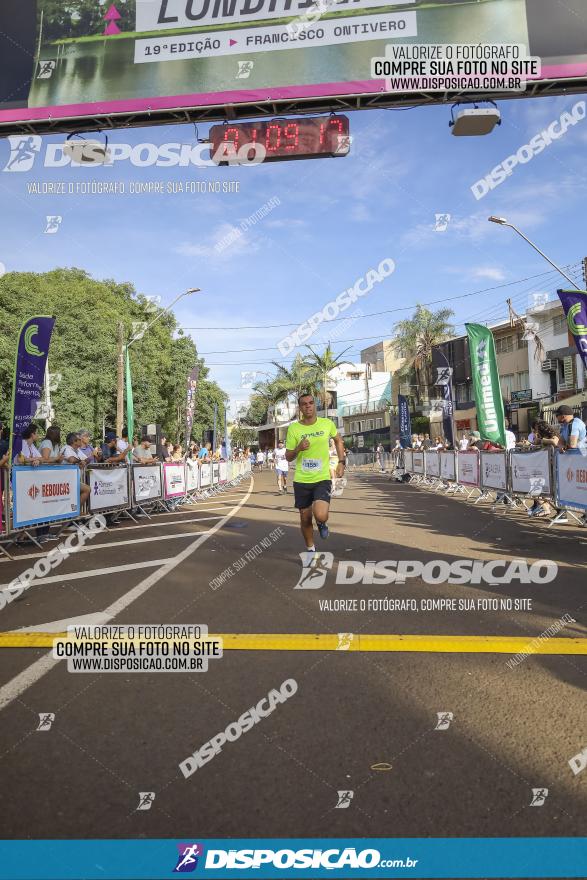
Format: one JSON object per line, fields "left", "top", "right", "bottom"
{"left": 541, "top": 359, "right": 556, "bottom": 372}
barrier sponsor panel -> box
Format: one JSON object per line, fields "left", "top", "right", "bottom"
{"left": 457, "top": 451, "right": 480, "bottom": 487}
{"left": 425, "top": 451, "right": 440, "bottom": 477}
{"left": 200, "top": 462, "right": 212, "bottom": 487}
{"left": 12, "top": 464, "right": 80, "bottom": 528}
{"left": 511, "top": 449, "right": 551, "bottom": 497}
{"left": 480, "top": 451, "right": 508, "bottom": 492}
{"left": 132, "top": 464, "right": 163, "bottom": 503}
{"left": 185, "top": 459, "right": 199, "bottom": 492}
{"left": 88, "top": 466, "right": 129, "bottom": 512}
{"left": 219, "top": 461, "right": 228, "bottom": 482}
{"left": 555, "top": 455, "right": 587, "bottom": 512}
{"left": 163, "top": 462, "right": 186, "bottom": 499}
{"left": 440, "top": 451, "right": 456, "bottom": 481}
{"left": 412, "top": 452, "right": 425, "bottom": 475}
{"left": 403, "top": 450, "right": 414, "bottom": 473}
{"left": 212, "top": 463, "right": 220, "bottom": 484}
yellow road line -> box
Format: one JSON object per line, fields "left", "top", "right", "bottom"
{"left": 0, "top": 632, "right": 585, "bottom": 654}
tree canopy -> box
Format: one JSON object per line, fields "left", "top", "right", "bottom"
{"left": 0, "top": 268, "right": 226, "bottom": 443}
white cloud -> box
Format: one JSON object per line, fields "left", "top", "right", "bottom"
{"left": 470, "top": 266, "right": 506, "bottom": 281}
{"left": 175, "top": 223, "right": 260, "bottom": 259}
{"left": 266, "top": 218, "right": 306, "bottom": 229}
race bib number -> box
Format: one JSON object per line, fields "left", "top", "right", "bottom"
{"left": 301, "top": 457, "right": 322, "bottom": 472}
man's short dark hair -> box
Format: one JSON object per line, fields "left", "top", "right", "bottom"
{"left": 555, "top": 405, "right": 573, "bottom": 416}
{"left": 22, "top": 423, "right": 39, "bottom": 440}
{"left": 298, "top": 392, "right": 314, "bottom": 404}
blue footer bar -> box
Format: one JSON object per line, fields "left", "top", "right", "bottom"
{"left": 0, "top": 838, "right": 586, "bottom": 880}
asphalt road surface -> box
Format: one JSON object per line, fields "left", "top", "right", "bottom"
{"left": 0, "top": 468, "right": 585, "bottom": 847}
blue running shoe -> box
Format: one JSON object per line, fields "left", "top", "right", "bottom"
{"left": 317, "top": 521, "right": 329, "bottom": 540}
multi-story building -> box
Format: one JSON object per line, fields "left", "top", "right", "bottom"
{"left": 526, "top": 298, "right": 586, "bottom": 409}
{"left": 360, "top": 339, "right": 406, "bottom": 403}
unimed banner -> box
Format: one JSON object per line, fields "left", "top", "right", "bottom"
{"left": 163, "top": 462, "right": 186, "bottom": 499}
{"left": 212, "top": 463, "right": 220, "bottom": 483}
{"left": 510, "top": 450, "right": 551, "bottom": 497}
{"left": 132, "top": 464, "right": 162, "bottom": 503}
{"left": 556, "top": 454, "right": 587, "bottom": 511}
{"left": 12, "top": 464, "right": 80, "bottom": 528}
{"left": 480, "top": 451, "right": 508, "bottom": 492}
{"left": 1, "top": 1, "right": 585, "bottom": 130}
{"left": 457, "top": 451, "right": 480, "bottom": 487}
{"left": 466, "top": 323, "right": 506, "bottom": 448}
{"left": 88, "top": 467, "right": 129, "bottom": 512}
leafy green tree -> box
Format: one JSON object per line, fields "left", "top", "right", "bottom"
{"left": 0, "top": 268, "right": 226, "bottom": 443}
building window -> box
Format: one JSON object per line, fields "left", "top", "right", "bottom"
{"left": 516, "top": 371, "right": 529, "bottom": 391}
{"left": 517, "top": 334, "right": 528, "bottom": 349}
{"left": 500, "top": 373, "right": 515, "bottom": 399}
{"left": 376, "top": 418, "right": 383, "bottom": 428}
{"left": 367, "top": 419, "right": 374, "bottom": 430}
{"left": 552, "top": 314, "right": 567, "bottom": 335}
{"left": 348, "top": 372, "right": 361, "bottom": 380}
{"left": 495, "top": 335, "right": 514, "bottom": 354}
{"left": 455, "top": 383, "right": 471, "bottom": 403}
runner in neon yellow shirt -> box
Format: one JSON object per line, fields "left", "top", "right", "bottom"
{"left": 285, "top": 393, "right": 347, "bottom": 562}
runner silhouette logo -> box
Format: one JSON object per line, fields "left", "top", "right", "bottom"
{"left": 294, "top": 552, "right": 334, "bottom": 590}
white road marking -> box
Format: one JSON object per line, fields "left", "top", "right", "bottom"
{"left": 1, "top": 519, "right": 223, "bottom": 564}
{"left": 17, "top": 612, "right": 113, "bottom": 633}
{"left": 0, "top": 478, "right": 254, "bottom": 712}
{"left": 0, "top": 558, "right": 173, "bottom": 594}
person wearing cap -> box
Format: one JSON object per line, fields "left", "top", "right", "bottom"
{"left": 101, "top": 431, "right": 127, "bottom": 464}
{"left": 133, "top": 436, "right": 157, "bottom": 463}
{"left": 469, "top": 430, "right": 483, "bottom": 450}
{"left": 555, "top": 405, "right": 587, "bottom": 455}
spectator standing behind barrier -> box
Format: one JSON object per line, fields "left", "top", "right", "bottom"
{"left": 78, "top": 429, "right": 100, "bottom": 463}
{"left": 156, "top": 435, "right": 171, "bottom": 461}
{"left": 133, "top": 437, "right": 157, "bottom": 464}
{"left": 101, "top": 432, "right": 127, "bottom": 464}
{"left": 458, "top": 434, "right": 469, "bottom": 451}
{"left": 526, "top": 420, "right": 560, "bottom": 519}
{"left": 555, "top": 405, "right": 587, "bottom": 455}
{"left": 171, "top": 444, "right": 184, "bottom": 461}
{"left": 15, "top": 423, "right": 42, "bottom": 466}
{"left": 61, "top": 432, "right": 91, "bottom": 510}
{"left": 198, "top": 442, "right": 212, "bottom": 463}
{"left": 39, "top": 425, "right": 64, "bottom": 464}
{"left": 117, "top": 428, "right": 129, "bottom": 455}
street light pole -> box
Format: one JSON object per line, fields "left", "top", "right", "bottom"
{"left": 116, "top": 288, "right": 201, "bottom": 437}
{"left": 487, "top": 217, "right": 581, "bottom": 290}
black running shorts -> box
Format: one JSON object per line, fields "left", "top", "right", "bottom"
{"left": 293, "top": 480, "right": 332, "bottom": 509}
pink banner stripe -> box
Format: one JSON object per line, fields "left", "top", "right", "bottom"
{"left": 0, "top": 64, "right": 584, "bottom": 125}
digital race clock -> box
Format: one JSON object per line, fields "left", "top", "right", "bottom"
{"left": 209, "top": 115, "right": 350, "bottom": 164}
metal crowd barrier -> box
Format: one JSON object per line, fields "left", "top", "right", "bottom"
{"left": 400, "top": 446, "right": 585, "bottom": 525}
{"left": 0, "top": 457, "right": 253, "bottom": 558}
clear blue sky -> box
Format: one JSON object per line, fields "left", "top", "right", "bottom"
{"left": 1, "top": 93, "right": 586, "bottom": 414}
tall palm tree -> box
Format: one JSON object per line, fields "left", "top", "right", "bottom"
{"left": 270, "top": 353, "right": 317, "bottom": 402}
{"left": 304, "top": 343, "right": 354, "bottom": 410}
{"left": 392, "top": 305, "right": 455, "bottom": 400}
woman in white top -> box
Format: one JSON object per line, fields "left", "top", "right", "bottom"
{"left": 39, "top": 425, "right": 64, "bottom": 464}
{"left": 15, "top": 423, "right": 42, "bottom": 465}
{"left": 61, "top": 432, "right": 91, "bottom": 509}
